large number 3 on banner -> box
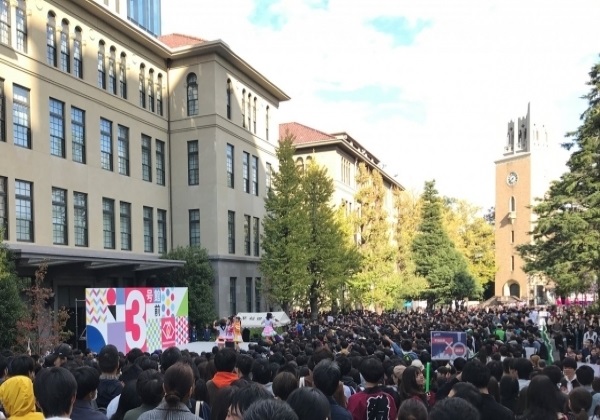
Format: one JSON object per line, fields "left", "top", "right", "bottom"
{"left": 125, "top": 289, "right": 147, "bottom": 350}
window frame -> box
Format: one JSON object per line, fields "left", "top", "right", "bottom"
{"left": 156, "top": 139, "right": 165, "bottom": 186}
{"left": 187, "top": 73, "right": 198, "bottom": 116}
{"left": 100, "top": 118, "right": 113, "bottom": 171}
{"left": 189, "top": 209, "right": 200, "bottom": 246}
{"left": 226, "top": 143, "right": 234, "bottom": 189}
{"left": 0, "top": 0, "right": 10, "bottom": 46}
{"left": 251, "top": 155, "right": 258, "bottom": 196}
{"left": 143, "top": 206, "right": 154, "bottom": 253}
{"left": 253, "top": 217, "right": 260, "bottom": 256}
{"left": 51, "top": 187, "right": 67, "bottom": 245}
{"left": 46, "top": 13, "right": 56, "bottom": 67}
{"left": 102, "top": 197, "right": 115, "bottom": 249}
{"left": 71, "top": 107, "right": 85, "bottom": 164}
{"left": 49, "top": 98, "right": 65, "bottom": 158}
{"left": 0, "top": 176, "right": 7, "bottom": 240}
{"left": 13, "top": 84, "right": 31, "bottom": 149}
{"left": 244, "top": 214, "right": 250, "bottom": 256}
{"left": 15, "top": 179, "right": 33, "bottom": 242}
{"left": 141, "top": 134, "right": 152, "bottom": 182}
{"left": 15, "top": 1, "right": 27, "bottom": 53}
{"left": 228, "top": 210, "right": 235, "bottom": 254}
{"left": 59, "top": 20, "right": 70, "bottom": 73}
{"left": 120, "top": 201, "right": 131, "bottom": 251}
{"left": 157, "top": 209, "right": 167, "bottom": 254}
{"left": 97, "top": 42, "right": 106, "bottom": 89}
{"left": 117, "top": 125, "right": 130, "bottom": 176}
{"left": 242, "top": 151, "right": 250, "bottom": 193}
{"left": 187, "top": 140, "right": 199, "bottom": 185}
{"left": 73, "top": 191, "right": 88, "bottom": 247}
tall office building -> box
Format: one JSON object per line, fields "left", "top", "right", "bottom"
{"left": 94, "top": 0, "right": 161, "bottom": 36}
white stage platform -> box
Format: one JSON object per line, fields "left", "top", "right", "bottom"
{"left": 178, "top": 341, "right": 251, "bottom": 353}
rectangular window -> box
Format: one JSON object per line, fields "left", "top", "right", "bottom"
{"left": 143, "top": 206, "right": 153, "bottom": 252}
{"left": 157, "top": 82, "right": 163, "bottom": 116}
{"left": 148, "top": 79, "right": 154, "bottom": 112}
{"left": 97, "top": 52, "right": 106, "bottom": 89}
{"left": 265, "top": 107, "right": 270, "bottom": 141}
{"left": 157, "top": 209, "right": 167, "bottom": 254}
{"left": 255, "top": 277, "right": 261, "bottom": 312}
{"left": 15, "top": 4, "right": 26, "bottom": 53}
{"left": 226, "top": 144, "right": 234, "bottom": 188}
{"left": 71, "top": 107, "right": 85, "bottom": 163}
{"left": 108, "top": 56, "right": 116, "bottom": 95}
{"left": 511, "top": 230, "right": 515, "bottom": 244}
{"left": 341, "top": 158, "right": 351, "bottom": 185}
{"left": 0, "top": 176, "right": 7, "bottom": 240}
{"left": 102, "top": 198, "right": 115, "bottom": 249}
{"left": 118, "top": 125, "right": 129, "bottom": 176}
{"left": 253, "top": 217, "right": 260, "bottom": 257}
{"left": 59, "top": 31, "right": 69, "bottom": 72}
{"left": 0, "top": 1, "right": 10, "bottom": 45}
{"left": 13, "top": 85, "right": 30, "bottom": 149}
{"left": 49, "top": 98, "right": 65, "bottom": 158}
{"left": 189, "top": 209, "right": 200, "bottom": 246}
{"left": 244, "top": 214, "right": 250, "bottom": 256}
{"left": 73, "top": 192, "right": 87, "bottom": 247}
{"left": 251, "top": 155, "right": 258, "bottom": 196}
{"left": 187, "top": 141, "right": 199, "bottom": 185}
{"left": 156, "top": 140, "right": 165, "bottom": 186}
{"left": 229, "top": 277, "right": 237, "bottom": 315}
{"left": 511, "top": 256, "right": 515, "bottom": 271}
{"left": 246, "top": 277, "right": 252, "bottom": 312}
{"left": 142, "top": 135, "right": 152, "bottom": 182}
{"left": 15, "top": 179, "right": 33, "bottom": 242}
{"left": 266, "top": 163, "right": 272, "bottom": 193}
{"left": 0, "top": 79, "right": 5, "bottom": 142}
{"left": 73, "top": 40, "right": 82, "bottom": 78}
{"left": 120, "top": 201, "right": 131, "bottom": 251}
{"left": 52, "top": 187, "right": 67, "bottom": 245}
{"left": 243, "top": 152, "right": 249, "bottom": 193}
{"left": 46, "top": 24, "right": 56, "bottom": 66}
{"left": 139, "top": 72, "right": 145, "bottom": 108}
{"left": 228, "top": 210, "right": 235, "bottom": 254}
{"left": 119, "top": 60, "right": 127, "bottom": 98}
{"left": 100, "top": 118, "right": 113, "bottom": 171}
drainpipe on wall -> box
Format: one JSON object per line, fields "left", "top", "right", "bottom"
{"left": 166, "top": 58, "right": 173, "bottom": 251}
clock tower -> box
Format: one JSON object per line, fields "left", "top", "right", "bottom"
{"left": 494, "top": 103, "right": 558, "bottom": 304}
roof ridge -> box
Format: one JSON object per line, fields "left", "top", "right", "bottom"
{"left": 280, "top": 122, "right": 335, "bottom": 139}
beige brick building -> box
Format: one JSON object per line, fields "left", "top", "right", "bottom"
{"left": 0, "top": 0, "right": 289, "bottom": 334}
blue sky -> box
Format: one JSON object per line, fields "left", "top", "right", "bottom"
{"left": 163, "top": 0, "right": 600, "bottom": 209}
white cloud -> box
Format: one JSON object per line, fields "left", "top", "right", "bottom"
{"left": 162, "top": 0, "right": 598, "bottom": 209}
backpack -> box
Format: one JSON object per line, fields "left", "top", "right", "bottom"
{"left": 403, "top": 351, "right": 417, "bottom": 364}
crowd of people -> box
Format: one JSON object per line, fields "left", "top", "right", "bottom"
{"left": 0, "top": 305, "right": 600, "bottom": 420}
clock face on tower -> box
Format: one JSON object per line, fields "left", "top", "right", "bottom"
{"left": 507, "top": 172, "right": 518, "bottom": 186}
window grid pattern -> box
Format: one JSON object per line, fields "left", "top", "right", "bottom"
{"left": 0, "top": 0, "right": 9, "bottom": 45}
{"left": 46, "top": 23, "right": 56, "bottom": 66}
{"left": 13, "top": 85, "right": 30, "bottom": 148}
{"left": 341, "top": 158, "right": 351, "bottom": 185}
{"left": 15, "top": 4, "right": 26, "bottom": 53}
{"left": 244, "top": 215, "right": 250, "bottom": 256}
{"left": 265, "top": 106, "right": 270, "bottom": 141}
{"left": 243, "top": 152, "right": 249, "bottom": 193}
{"left": 156, "top": 77, "right": 163, "bottom": 116}
{"left": 241, "top": 89, "right": 245, "bottom": 127}
{"left": 229, "top": 277, "right": 237, "bottom": 315}
{"left": 60, "top": 30, "right": 69, "bottom": 72}
{"left": 139, "top": 68, "right": 145, "bottom": 108}
{"left": 187, "top": 141, "right": 199, "bottom": 185}
{"left": 226, "top": 144, "right": 234, "bottom": 188}
{"left": 141, "top": 135, "right": 152, "bottom": 182}
{"left": 143, "top": 206, "right": 153, "bottom": 252}
{"left": 52, "top": 188, "right": 67, "bottom": 245}
{"left": 73, "top": 192, "right": 87, "bottom": 246}
{"left": 71, "top": 107, "right": 85, "bottom": 163}
{"left": 100, "top": 118, "right": 113, "bottom": 171}
{"left": 226, "top": 81, "right": 232, "bottom": 119}
{"left": 49, "top": 98, "right": 65, "bottom": 158}
{"left": 15, "top": 180, "right": 32, "bottom": 242}
{"left": 156, "top": 140, "right": 165, "bottom": 186}
{"left": 247, "top": 94, "right": 251, "bottom": 130}
{"left": 119, "top": 57, "right": 127, "bottom": 98}
{"left": 0, "top": 79, "right": 5, "bottom": 142}
{"left": 253, "top": 98, "right": 257, "bottom": 133}
{"left": 255, "top": 278, "right": 261, "bottom": 312}
{"left": 148, "top": 75, "right": 154, "bottom": 112}
{"left": 118, "top": 125, "right": 129, "bottom": 176}
{"left": 73, "top": 38, "right": 82, "bottom": 78}
{"left": 228, "top": 211, "right": 235, "bottom": 254}
{"left": 97, "top": 50, "right": 106, "bottom": 89}
{"left": 266, "top": 163, "right": 272, "bottom": 193}
{"left": 189, "top": 209, "right": 200, "bottom": 246}
{"left": 251, "top": 155, "right": 258, "bottom": 196}
{"left": 157, "top": 209, "right": 167, "bottom": 254}
{"left": 120, "top": 201, "right": 131, "bottom": 251}
{"left": 187, "top": 73, "right": 198, "bottom": 116}
{"left": 108, "top": 55, "right": 117, "bottom": 94}
{"left": 0, "top": 176, "right": 7, "bottom": 240}
{"left": 102, "top": 198, "right": 115, "bottom": 249}
{"left": 246, "top": 277, "right": 252, "bottom": 312}
{"left": 253, "top": 217, "right": 260, "bottom": 256}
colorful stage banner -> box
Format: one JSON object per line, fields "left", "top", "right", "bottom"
{"left": 85, "top": 287, "right": 189, "bottom": 353}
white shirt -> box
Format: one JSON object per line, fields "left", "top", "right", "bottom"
{"left": 106, "top": 395, "right": 120, "bottom": 420}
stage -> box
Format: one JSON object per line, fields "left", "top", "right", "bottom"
{"left": 178, "top": 341, "right": 251, "bottom": 353}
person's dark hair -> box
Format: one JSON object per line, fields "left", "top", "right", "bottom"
{"left": 397, "top": 398, "right": 428, "bottom": 420}
{"left": 462, "top": 360, "right": 491, "bottom": 389}
{"left": 359, "top": 356, "right": 384, "bottom": 383}
{"left": 211, "top": 386, "right": 237, "bottom": 420}
{"left": 110, "top": 380, "right": 141, "bottom": 420}
{"left": 163, "top": 362, "right": 194, "bottom": 406}
{"left": 286, "top": 387, "right": 328, "bottom": 420}
{"left": 428, "top": 397, "right": 480, "bottom": 420}
{"left": 514, "top": 358, "right": 533, "bottom": 380}
{"left": 562, "top": 357, "right": 577, "bottom": 370}
{"left": 312, "top": 359, "right": 341, "bottom": 397}
{"left": 236, "top": 354, "right": 253, "bottom": 377}
{"left": 451, "top": 382, "right": 482, "bottom": 408}
{"left": 266, "top": 312, "right": 273, "bottom": 320}
{"left": 400, "top": 366, "right": 424, "bottom": 399}
{"left": 160, "top": 346, "right": 182, "bottom": 373}
{"left": 569, "top": 387, "right": 592, "bottom": 420}
{"left": 401, "top": 339, "right": 413, "bottom": 351}
{"left": 575, "top": 365, "right": 594, "bottom": 386}
{"left": 126, "top": 348, "right": 143, "bottom": 365}
{"left": 335, "top": 354, "right": 352, "bottom": 376}
{"left": 486, "top": 360, "right": 503, "bottom": 382}
{"left": 137, "top": 369, "right": 164, "bottom": 407}
{"left": 251, "top": 359, "right": 271, "bottom": 385}
{"left": 134, "top": 355, "right": 159, "bottom": 371}
{"left": 71, "top": 366, "right": 100, "bottom": 400}
{"left": 542, "top": 365, "right": 563, "bottom": 385}
{"left": 453, "top": 357, "right": 467, "bottom": 372}
{"left": 214, "top": 348, "right": 237, "bottom": 372}
{"left": 8, "top": 355, "right": 35, "bottom": 377}
{"left": 33, "top": 367, "right": 77, "bottom": 418}
{"left": 119, "top": 363, "right": 142, "bottom": 383}
{"left": 98, "top": 344, "right": 120, "bottom": 373}
{"left": 229, "top": 383, "right": 272, "bottom": 418}
{"left": 194, "top": 378, "right": 208, "bottom": 402}
{"left": 272, "top": 372, "right": 298, "bottom": 401}
{"left": 523, "top": 374, "right": 562, "bottom": 420}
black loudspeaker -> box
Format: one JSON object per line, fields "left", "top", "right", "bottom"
{"left": 225, "top": 341, "right": 235, "bottom": 348}
{"left": 242, "top": 328, "right": 250, "bottom": 342}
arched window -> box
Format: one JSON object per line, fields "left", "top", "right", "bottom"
{"left": 306, "top": 156, "right": 313, "bottom": 167}
{"left": 156, "top": 74, "right": 163, "bottom": 116}
{"left": 265, "top": 105, "right": 270, "bottom": 141}
{"left": 247, "top": 93, "right": 251, "bottom": 130}
{"left": 0, "top": 0, "right": 10, "bottom": 45}
{"left": 148, "top": 69, "right": 154, "bottom": 112}
{"left": 73, "top": 27, "right": 83, "bottom": 78}
{"left": 60, "top": 19, "right": 70, "bottom": 72}
{"left": 509, "top": 283, "right": 520, "bottom": 297}
{"left": 187, "top": 73, "right": 198, "bottom": 116}
{"left": 139, "top": 64, "right": 145, "bottom": 108}
{"left": 509, "top": 196, "right": 516, "bottom": 213}
{"left": 46, "top": 12, "right": 57, "bottom": 66}
{"left": 15, "top": 0, "right": 27, "bottom": 52}
{"left": 296, "top": 157, "right": 304, "bottom": 173}
{"left": 253, "top": 97, "right": 257, "bottom": 133}
{"left": 119, "top": 52, "right": 127, "bottom": 98}
{"left": 241, "top": 89, "right": 246, "bottom": 127}
{"left": 97, "top": 41, "right": 106, "bottom": 89}
{"left": 226, "top": 79, "right": 232, "bottom": 120}
{"left": 108, "top": 47, "right": 117, "bottom": 94}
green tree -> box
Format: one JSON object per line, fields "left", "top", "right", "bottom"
{"left": 0, "top": 235, "right": 26, "bottom": 349}
{"left": 518, "top": 59, "right": 600, "bottom": 295}
{"left": 412, "top": 181, "right": 478, "bottom": 305}
{"left": 351, "top": 163, "right": 398, "bottom": 310}
{"left": 260, "top": 134, "right": 310, "bottom": 313}
{"left": 158, "top": 246, "right": 215, "bottom": 328}
{"left": 303, "top": 159, "right": 360, "bottom": 318}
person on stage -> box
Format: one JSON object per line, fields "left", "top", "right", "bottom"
{"left": 233, "top": 316, "right": 243, "bottom": 349}
{"left": 214, "top": 319, "right": 228, "bottom": 349}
